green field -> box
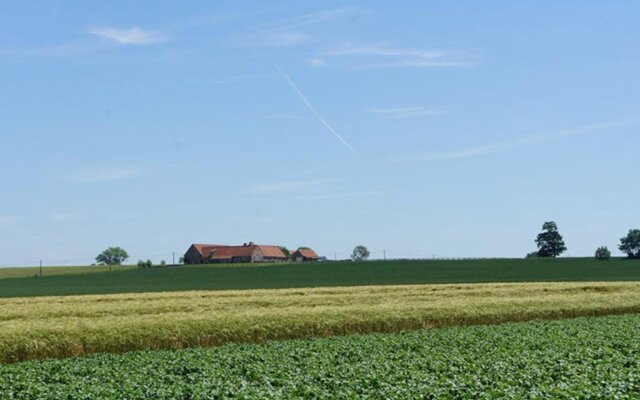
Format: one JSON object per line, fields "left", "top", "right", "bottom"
{"left": 1, "top": 314, "right": 638, "bottom": 399}
{"left": 1, "top": 258, "right": 639, "bottom": 298}
{"left": 0, "top": 264, "right": 136, "bottom": 280}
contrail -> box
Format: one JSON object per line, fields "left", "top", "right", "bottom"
{"left": 276, "top": 64, "right": 358, "bottom": 154}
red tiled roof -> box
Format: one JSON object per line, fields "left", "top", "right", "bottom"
{"left": 257, "top": 245, "right": 287, "bottom": 259}
{"left": 296, "top": 248, "right": 319, "bottom": 259}
{"left": 190, "top": 243, "right": 288, "bottom": 260}
{"left": 192, "top": 244, "right": 228, "bottom": 258}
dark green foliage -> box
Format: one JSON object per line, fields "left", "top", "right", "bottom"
{"left": 619, "top": 229, "right": 640, "bottom": 259}
{"left": 137, "top": 260, "right": 153, "bottom": 269}
{"left": 95, "top": 247, "right": 129, "bottom": 266}
{"left": 279, "top": 247, "right": 290, "bottom": 259}
{"left": 351, "top": 245, "right": 370, "bottom": 261}
{"left": 525, "top": 251, "right": 539, "bottom": 258}
{"left": 1, "top": 258, "right": 640, "bottom": 298}
{"left": 535, "top": 221, "right": 567, "bottom": 257}
{"left": 1, "top": 315, "right": 638, "bottom": 399}
{"left": 595, "top": 246, "right": 611, "bottom": 260}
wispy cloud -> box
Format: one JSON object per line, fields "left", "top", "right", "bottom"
{"left": 266, "top": 113, "right": 302, "bottom": 120}
{"left": 295, "top": 190, "right": 386, "bottom": 200}
{"left": 0, "top": 214, "right": 20, "bottom": 226}
{"left": 312, "top": 43, "right": 470, "bottom": 69}
{"left": 276, "top": 64, "right": 358, "bottom": 154}
{"left": 50, "top": 208, "right": 90, "bottom": 222}
{"left": 64, "top": 165, "right": 145, "bottom": 183}
{"left": 249, "top": 178, "right": 338, "bottom": 195}
{"left": 261, "top": 32, "right": 311, "bottom": 47}
{"left": 240, "top": 7, "right": 354, "bottom": 48}
{"left": 367, "top": 106, "right": 446, "bottom": 118}
{"left": 258, "top": 7, "right": 355, "bottom": 32}
{"left": 88, "top": 27, "right": 168, "bottom": 45}
{"left": 394, "top": 118, "right": 638, "bottom": 162}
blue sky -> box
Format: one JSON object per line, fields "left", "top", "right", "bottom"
{"left": 1, "top": 1, "right": 638, "bottom": 266}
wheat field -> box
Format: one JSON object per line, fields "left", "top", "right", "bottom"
{"left": 1, "top": 281, "right": 640, "bottom": 363}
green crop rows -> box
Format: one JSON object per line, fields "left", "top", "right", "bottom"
{"left": 1, "top": 314, "right": 638, "bottom": 399}
{"left": 2, "top": 257, "right": 640, "bottom": 298}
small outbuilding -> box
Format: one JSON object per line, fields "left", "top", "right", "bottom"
{"left": 292, "top": 248, "right": 320, "bottom": 262}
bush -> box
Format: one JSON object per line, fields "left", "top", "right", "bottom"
{"left": 595, "top": 246, "right": 611, "bottom": 260}
{"left": 525, "top": 251, "right": 539, "bottom": 258}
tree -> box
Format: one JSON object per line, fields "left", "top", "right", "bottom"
{"left": 96, "top": 247, "right": 129, "bottom": 269}
{"left": 351, "top": 245, "right": 370, "bottom": 261}
{"left": 525, "top": 251, "right": 539, "bottom": 258}
{"left": 535, "top": 221, "right": 567, "bottom": 258}
{"left": 595, "top": 246, "right": 611, "bottom": 260}
{"left": 160, "top": 260, "right": 166, "bottom": 266}
{"left": 619, "top": 229, "right": 640, "bottom": 259}
{"left": 279, "top": 247, "right": 290, "bottom": 259}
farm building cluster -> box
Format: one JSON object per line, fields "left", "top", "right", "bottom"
{"left": 183, "top": 242, "right": 320, "bottom": 264}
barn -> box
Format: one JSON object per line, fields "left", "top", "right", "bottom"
{"left": 183, "top": 242, "right": 288, "bottom": 264}
{"left": 291, "top": 248, "right": 320, "bottom": 262}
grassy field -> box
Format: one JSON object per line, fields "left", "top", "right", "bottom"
{"left": 1, "top": 314, "right": 638, "bottom": 399}
{"left": 1, "top": 281, "right": 639, "bottom": 363}
{"left": 0, "top": 264, "right": 136, "bottom": 279}
{"left": 0, "top": 257, "right": 639, "bottom": 298}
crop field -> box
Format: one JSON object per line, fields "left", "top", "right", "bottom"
{"left": 1, "top": 314, "right": 638, "bottom": 399}
{"left": 1, "top": 281, "right": 639, "bottom": 363}
{"left": 0, "top": 264, "right": 136, "bottom": 280}
{"left": 1, "top": 257, "right": 639, "bottom": 298}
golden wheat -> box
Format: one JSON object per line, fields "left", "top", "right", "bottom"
{"left": 1, "top": 281, "right": 639, "bottom": 363}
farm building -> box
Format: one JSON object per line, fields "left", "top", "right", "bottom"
{"left": 184, "top": 242, "right": 289, "bottom": 264}
{"left": 292, "top": 248, "right": 320, "bottom": 262}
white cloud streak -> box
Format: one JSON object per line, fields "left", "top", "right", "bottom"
{"left": 395, "top": 118, "right": 638, "bottom": 162}
{"left": 258, "top": 7, "right": 354, "bottom": 32}
{"left": 64, "top": 166, "right": 145, "bottom": 183}
{"left": 50, "top": 208, "right": 90, "bottom": 222}
{"left": 249, "top": 178, "right": 338, "bottom": 195}
{"left": 0, "top": 215, "right": 20, "bottom": 226}
{"left": 276, "top": 64, "right": 358, "bottom": 154}
{"left": 261, "top": 32, "right": 311, "bottom": 47}
{"left": 241, "top": 7, "right": 354, "bottom": 48}
{"left": 266, "top": 113, "right": 302, "bottom": 120}
{"left": 88, "top": 27, "right": 168, "bottom": 45}
{"left": 367, "top": 106, "right": 446, "bottom": 118}
{"left": 295, "top": 190, "right": 386, "bottom": 200}
{"left": 313, "top": 43, "right": 469, "bottom": 69}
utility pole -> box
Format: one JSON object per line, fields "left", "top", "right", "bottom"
{"left": 334, "top": 252, "right": 337, "bottom": 261}
{"left": 172, "top": 252, "right": 175, "bottom": 265}
{"left": 39, "top": 260, "right": 42, "bottom": 277}
{"left": 383, "top": 250, "right": 386, "bottom": 261}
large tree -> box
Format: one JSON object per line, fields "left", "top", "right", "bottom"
{"left": 351, "top": 245, "right": 370, "bottom": 261}
{"left": 619, "top": 229, "right": 640, "bottom": 259}
{"left": 96, "top": 247, "right": 129, "bottom": 266}
{"left": 535, "top": 221, "right": 567, "bottom": 258}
